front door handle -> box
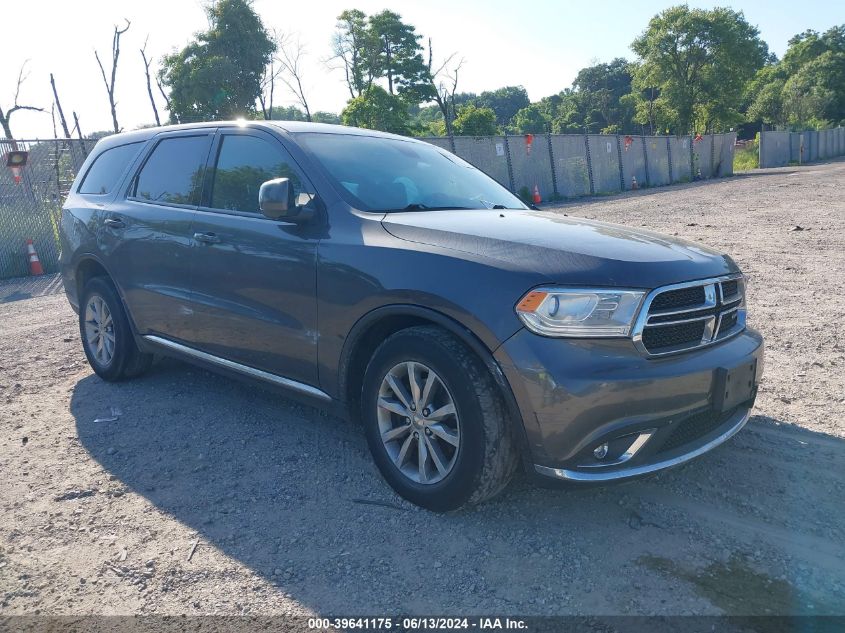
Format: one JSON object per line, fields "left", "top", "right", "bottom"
{"left": 193, "top": 232, "right": 221, "bottom": 245}
{"left": 104, "top": 217, "right": 125, "bottom": 229}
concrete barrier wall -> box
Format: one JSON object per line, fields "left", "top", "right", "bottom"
{"left": 719, "top": 132, "right": 736, "bottom": 176}
{"left": 644, "top": 137, "right": 671, "bottom": 187}
{"left": 587, "top": 135, "right": 621, "bottom": 194}
{"left": 669, "top": 136, "right": 692, "bottom": 182}
{"left": 693, "top": 135, "right": 713, "bottom": 179}
{"left": 421, "top": 131, "right": 740, "bottom": 201}
{"left": 452, "top": 136, "right": 510, "bottom": 189}
{"left": 551, "top": 135, "right": 591, "bottom": 197}
{"left": 620, "top": 136, "right": 647, "bottom": 190}
{"left": 759, "top": 131, "right": 790, "bottom": 168}
{"left": 760, "top": 128, "right": 844, "bottom": 168}
{"left": 508, "top": 134, "right": 555, "bottom": 200}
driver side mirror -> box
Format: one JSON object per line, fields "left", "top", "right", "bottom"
{"left": 258, "top": 178, "right": 314, "bottom": 223}
{"left": 259, "top": 177, "right": 295, "bottom": 220}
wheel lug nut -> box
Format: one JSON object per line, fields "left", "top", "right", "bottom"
{"left": 423, "top": 408, "right": 430, "bottom": 417}
{"left": 405, "top": 418, "right": 411, "bottom": 425}
{"left": 413, "top": 431, "right": 419, "bottom": 438}
{"left": 425, "top": 428, "right": 432, "bottom": 436}
{"left": 410, "top": 404, "right": 416, "bottom": 411}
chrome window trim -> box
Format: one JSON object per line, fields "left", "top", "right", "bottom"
{"left": 143, "top": 335, "right": 331, "bottom": 401}
{"left": 631, "top": 274, "right": 745, "bottom": 357}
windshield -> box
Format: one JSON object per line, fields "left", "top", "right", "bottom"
{"left": 296, "top": 132, "right": 527, "bottom": 212}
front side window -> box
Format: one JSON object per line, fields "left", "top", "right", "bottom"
{"left": 133, "top": 136, "right": 209, "bottom": 205}
{"left": 209, "top": 135, "right": 306, "bottom": 214}
{"left": 78, "top": 142, "right": 143, "bottom": 195}
{"left": 296, "top": 133, "right": 526, "bottom": 212}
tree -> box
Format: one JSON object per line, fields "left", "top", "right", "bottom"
{"left": 745, "top": 25, "right": 845, "bottom": 128}
{"left": 631, "top": 6, "right": 768, "bottom": 134}
{"left": 159, "top": 0, "right": 275, "bottom": 122}
{"left": 312, "top": 111, "right": 341, "bottom": 124}
{"left": 276, "top": 35, "right": 313, "bottom": 122}
{"left": 572, "top": 58, "right": 635, "bottom": 133}
{"left": 452, "top": 104, "right": 497, "bottom": 136}
{"left": 422, "top": 38, "right": 462, "bottom": 136}
{"left": 341, "top": 85, "right": 410, "bottom": 134}
{"left": 140, "top": 37, "right": 161, "bottom": 126}
{"left": 330, "top": 9, "right": 377, "bottom": 99}
{"left": 475, "top": 86, "right": 530, "bottom": 127}
{"left": 95, "top": 19, "right": 131, "bottom": 133}
{"left": 509, "top": 104, "right": 548, "bottom": 134}
{"left": 368, "top": 10, "right": 428, "bottom": 97}
{"left": 0, "top": 61, "right": 44, "bottom": 139}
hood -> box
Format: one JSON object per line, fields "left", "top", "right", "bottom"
{"left": 381, "top": 209, "right": 738, "bottom": 288}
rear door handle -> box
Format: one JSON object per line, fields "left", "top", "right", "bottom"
{"left": 193, "top": 232, "right": 221, "bottom": 245}
{"left": 104, "top": 217, "right": 125, "bottom": 229}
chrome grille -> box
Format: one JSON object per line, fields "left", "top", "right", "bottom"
{"left": 633, "top": 275, "right": 746, "bottom": 356}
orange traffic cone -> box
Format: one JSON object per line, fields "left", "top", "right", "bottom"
{"left": 532, "top": 184, "right": 541, "bottom": 204}
{"left": 26, "top": 239, "right": 44, "bottom": 276}
{"left": 631, "top": 176, "right": 639, "bottom": 190}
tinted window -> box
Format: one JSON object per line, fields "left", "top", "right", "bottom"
{"left": 296, "top": 133, "right": 526, "bottom": 212}
{"left": 210, "top": 135, "right": 305, "bottom": 213}
{"left": 133, "top": 136, "right": 209, "bottom": 205}
{"left": 78, "top": 142, "right": 142, "bottom": 195}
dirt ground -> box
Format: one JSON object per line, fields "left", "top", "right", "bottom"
{"left": 1, "top": 160, "right": 844, "bottom": 619}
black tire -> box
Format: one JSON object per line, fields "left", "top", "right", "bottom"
{"left": 79, "top": 277, "right": 153, "bottom": 382}
{"left": 361, "top": 326, "right": 518, "bottom": 511}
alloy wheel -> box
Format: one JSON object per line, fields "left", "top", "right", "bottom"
{"left": 376, "top": 361, "right": 461, "bottom": 484}
{"left": 84, "top": 294, "right": 116, "bottom": 366}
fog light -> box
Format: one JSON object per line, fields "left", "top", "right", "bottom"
{"left": 593, "top": 443, "right": 609, "bottom": 460}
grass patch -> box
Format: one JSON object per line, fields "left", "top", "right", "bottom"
{"left": 734, "top": 139, "right": 759, "bottom": 171}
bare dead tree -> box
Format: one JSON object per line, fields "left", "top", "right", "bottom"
{"left": 258, "top": 51, "right": 283, "bottom": 120}
{"left": 276, "top": 34, "right": 312, "bottom": 122}
{"left": 140, "top": 37, "right": 161, "bottom": 126}
{"left": 0, "top": 60, "right": 45, "bottom": 139}
{"left": 155, "top": 77, "right": 173, "bottom": 118}
{"left": 95, "top": 19, "right": 131, "bottom": 133}
{"left": 426, "top": 39, "right": 463, "bottom": 137}
{"left": 49, "top": 73, "right": 71, "bottom": 138}
{"left": 72, "top": 111, "right": 88, "bottom": 153}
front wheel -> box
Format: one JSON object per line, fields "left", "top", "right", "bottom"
{"left": 361, "top": 326, "right": 518, "bottom": 511}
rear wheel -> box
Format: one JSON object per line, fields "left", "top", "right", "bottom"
{"left": 79, "top": 277, "right": 152, "bottom": 381}
{"left": 361, "top": 326, "right": 518, "bottom": 511}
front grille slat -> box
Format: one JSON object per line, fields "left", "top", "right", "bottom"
{"left": 637, "top": 276, "right": 745, "bottom": 356}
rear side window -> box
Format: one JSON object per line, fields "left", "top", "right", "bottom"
{"left": 209, "top": 135, "right": 305, "bottom": 214}
{"left": 78, "top": 142, "right": 142, "bottom": 195}
{"left": 132, "top": 136, "right": 209, "bottom": 205}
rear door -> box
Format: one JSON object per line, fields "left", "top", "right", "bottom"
{"left": 187, "top": 127, "right": 321, "bottom": 387}
{"left": 100, "top": 129, "right": 214, "bottom": 342}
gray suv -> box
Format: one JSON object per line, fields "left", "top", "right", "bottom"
{"left": 60, "top": 122, "right": 764, "bottom": 511}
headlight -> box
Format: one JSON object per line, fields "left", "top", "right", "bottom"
{"left": 516, "top": 288, "right": 645, "bottom": 337}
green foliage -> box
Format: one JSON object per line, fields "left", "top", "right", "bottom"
{"left": 630, "top": 6, "right": 769, "bottom": 134}
{"left": 332, "top": 9, "right": 430, "bottom": 101}
{"left": 341, "top": 85, "right": 410, "bottom": 134}
{"left": 746, "top": 26, "right": 845, "bottom": 129}
{"left": 312, "top": 111, "right": 341, "bottom": 124}
{"left": 509, "top": 104, "right": 548, "bottom": 134}
{"left": 733, "top": 136, "right": 759, "bottom": 171}
{"left": 159, "top": 0, "right": 274, "bottom": 122}
{"left": 452, "top": 105, "right": 497, "bottom": 136}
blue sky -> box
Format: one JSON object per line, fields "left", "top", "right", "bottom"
{"left": 3, "top": 0, "right": 844, "bottom": 138}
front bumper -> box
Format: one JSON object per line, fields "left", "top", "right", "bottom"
{"left": 495, "top": 327, "right": 764, "bottom": 482}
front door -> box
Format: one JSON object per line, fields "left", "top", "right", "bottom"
{"left": 188, "top": 128, "right": 321, "bottom": 388}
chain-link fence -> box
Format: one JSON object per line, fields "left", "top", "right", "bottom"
{"left": 758, "top": 127, "right": 845, "bottom": 168}
{"left": 0, "top": 139, "right": 93, "bottom": 280}
{"left": 421, "top": 132, "right": 736, "bottom": 202}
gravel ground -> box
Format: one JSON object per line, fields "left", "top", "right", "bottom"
{"left": 1, "top": 160, "right": 844, "bottom": 618}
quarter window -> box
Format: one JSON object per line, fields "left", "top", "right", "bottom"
{"left": 209, "top": 135, "right": 306, "bottom": 214}
{"left": 133, "top": 136, "right": 209, "bottom": 205}
{"left": 78, "top": 142, "right": 143, "bottom": 195}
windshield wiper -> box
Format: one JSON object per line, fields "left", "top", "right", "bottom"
{"left": 387, "top": 203, "right": 474, "bottom": 212}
